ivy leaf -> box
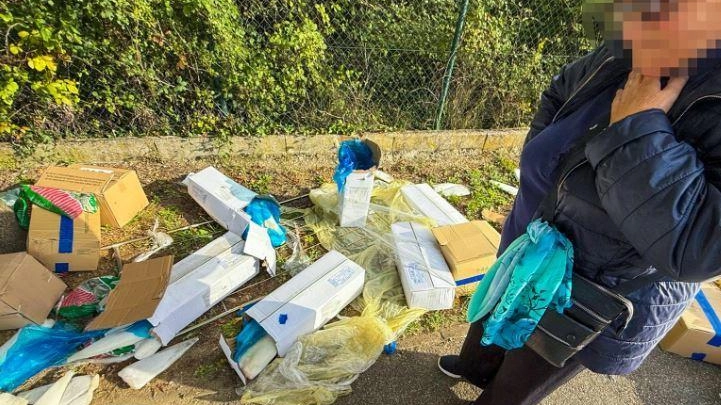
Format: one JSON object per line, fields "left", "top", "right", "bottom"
{"left": 28, "top": 55, "right": 57, "bottom": 73}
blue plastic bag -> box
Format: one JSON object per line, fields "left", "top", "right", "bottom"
{"left": 243, "top": 197, "right": 287, "bottom": 247}
{"left": 232, "top": 319, "right": 269, "bottom": 362}
{"left": 333, "top": 140, "right": 375, "bottom": 192}
{"left": 0, "top": 323, "right": 105, "bottom": 391}
{"left": 467, "top": 219, "right": 573, "bottom": 350}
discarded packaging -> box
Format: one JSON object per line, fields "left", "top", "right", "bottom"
{"left": 221, "top": 250, "right": 366, "bottom": 384}
{"left": 336, "top": 139, "right": 381, "bottom": 228}
{"left": 0, "top": 253, "right": 66, "bottom": 330}
{"left": 35, "top": 371, "right": 74, "bottom": 405}
{"left": 86, "top": 256, "right": 173, "bottom": 331}
{"left": 35, "top": 165, "right": 149, "bottom": 228}
{"left": 168, "top": 232, "right": 243, "bottom": 284}
{"left": 489, "top": 180, "right": 519, "bottom": 196}
{"left": 18, "top": 374, "right": 99, "bottom": 405}
{"left": 237, "top": 334, "right": 277, "bottom": 380}
{"left": 118, "top": 337, "right": 199, "bottom": 389}
{"left": 401, "top": 183, "right": 468, "bottom": 226}
{"left": 0, "top": 187, "right": 20, "bottom": 207}
{"left": 433, "top": 183, "right": 471, "bottom": 197}
{"left": 27, "top": 207, "right": 101, "bottom": 273}
{"left": 660, "top": 283, "right": 721, "bottom": 365}
{"left": 432, "top": 220, "right": 501, "bottom": 295}
{"left": 133, "top": 220, "right": 173, "bottom": 262}
{"left": 183, "top": 166, "right": 276, "bottom": 273}
{"left": 0, "top": 393, "right": 27, "bottom": 405}
{"left": 68, "top": 321, "right": 151, "bottom": 363}
{"left": 56, "top": 276, "right": 119, "bottom": 321}
{"left": 392, "top": 222, "right": 455, "bottom": 310}
{"left": 148, "top": 241, "right": 259, "bottom": 345}
{"left": 134, "top": 337, "right": 162, "bottom": 360}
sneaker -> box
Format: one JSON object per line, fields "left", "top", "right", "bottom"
{"left": 437, "top": 355, "right": 465, "bottom": 379}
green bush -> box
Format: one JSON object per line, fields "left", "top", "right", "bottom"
{"left": 0, "top": 0, "right": 591, "bottom": 149}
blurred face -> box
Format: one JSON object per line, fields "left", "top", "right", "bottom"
{"left": 585, "top": 0, "right": 721, "bottom": 76}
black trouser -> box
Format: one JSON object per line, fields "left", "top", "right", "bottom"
{"left": 457, "top": 320, "right": 585, "bottom": 405}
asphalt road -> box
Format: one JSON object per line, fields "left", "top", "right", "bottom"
{"left": 336, "top": 324, "right": 721, "bottom": 405}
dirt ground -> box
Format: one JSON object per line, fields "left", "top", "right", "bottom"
{"left": 1, "top": 146, "right": 720, "bottom": 405}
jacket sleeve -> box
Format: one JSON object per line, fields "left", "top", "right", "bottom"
{"left": 524, "top": 68, "right": 569, "bottom": 145}
{"left": 585, "top": 108, "right": 721, "bottom": 282}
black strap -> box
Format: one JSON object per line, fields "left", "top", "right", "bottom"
{"left": 538, "top": 124, "right": 665, "bottom": 295}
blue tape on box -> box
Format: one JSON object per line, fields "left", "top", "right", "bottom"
{"left": 55, "top": 263, "right": 69, "bottom": 273}
{"left": 691, "top": 352, "right": 707, "bottom": 361}
{"left": 456, "top": 274, "right": 484, "bottom": 287}
{"left": 58, "top": 215, "right": 74, "bottom": 254}
{"left": 694, "top": 290, "right": 721, "bottom": 347}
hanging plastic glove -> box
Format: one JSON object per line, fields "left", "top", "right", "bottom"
{"left": 467, "top": 219, "right": 573, "bottom": 350}
{"left": 333, "top": 139, "right": 375, "bottom": 192}
{"left": 244, "top": 197, "right": 286, "bottom": 247}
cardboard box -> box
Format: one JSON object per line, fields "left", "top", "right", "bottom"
{"left": 245, "top": 250, "right": 365, "bottom": 357}
{"left": 35, "top": 165, "right": 149, "bottom": 228}
{"left": 660, "top": 283, "right": 721, "bottom": 365}
{"left": 27, "top": 207, "right": 101, "bottom": 273}
{"left": 432, "top": 220, "right": 501, "bottom": 295}
{"left": 149, "top": 239, "right": 259, "bottom": 344}
{"left": 401, "top": 183, "right": 468, "bottom": 226}
{"left": 0, "top": 253, "right": 67, "bottom": 330}
{"left": 338, "top": 139, "right": 381, "bottom": 228}
{"left": 183, "top": 166, "right": 276, "bottom": 274}
{"left": 86, "top": 256, "right": 173, "bottom": 331}
{"left": 391, "top": 222, "right": 455, "bottom": 310}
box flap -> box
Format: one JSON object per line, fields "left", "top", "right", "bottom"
{"left": 86, "top": 255, "right": 173, "bottom": 330}
{"left": 0, "top": 252, "right": 24, "bottom": 291}
{"left": 431, "top": 221, "right": 498, "bottom": 263}
{"left": 35, "top": 166, "right": 114, "bottom": 194}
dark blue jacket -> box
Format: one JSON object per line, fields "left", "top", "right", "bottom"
{"left": 521, "top": 45, "right": 721, "bottom": 374}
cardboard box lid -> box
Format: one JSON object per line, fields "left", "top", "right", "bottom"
{"left": 86, "top": 256, "right": 173, "bottom": 330}
{"left": 0, "top": 252, "right": 67, "bottom": 325}
{"left": 432, "top": 221, "right": 500, "bottom": 263}
{"left": 35, "top": 166, "right": 117, "bottom": 194}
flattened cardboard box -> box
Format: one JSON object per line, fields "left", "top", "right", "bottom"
{"left": 660, "top": 283, "right": 721, "bottom": 365}
{"left": 338, "top": 138, "right": 381, "bottom": 228}
{"left": 86, "top": 255, "right": 173, "bottom": 331}
{"left": 392, "top": 222, "right": 455, "bottom": 310}
{"left": 27, "top": 207, "right": 101, "bottom": 273}
{"left": 432, "top": 220, "right": 501, "bottom": 295}
{"left": 35, "top": 165, "right": 149, "bottom": 228}
{"left": 401, "top": 183, "right": 468, "bottom": 227}
{"left": 0, "top": 253, "right": 67, "bottom": 330}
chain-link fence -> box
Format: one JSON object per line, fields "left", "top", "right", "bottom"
{"left": 0, "top": 0, "right": 594, "bottom": 148}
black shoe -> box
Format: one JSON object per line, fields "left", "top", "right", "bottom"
{"left": 438, "top": 355, "right": 490, "bottom": 389}
{"left": 437, "top": 355, "right": 465, "bottom": 379}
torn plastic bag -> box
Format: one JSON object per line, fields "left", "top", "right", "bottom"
{"left": 333, "top": 140, "right": 375, "bottom": 192}
{"left": 244, "top": 197, "right": 286, "bottom": 248}
{"left": 281, "top": 227, "right": 311, "bottom": 276}
{"left": 0, "top": 324, "right": 104, "bottom": 392}
{"left": 0, "top": 187, "right": 20, "bottom": 207}
{"left": 133, "top": 219, "right": 174, "bottom": 262}
{"left": 56, "top": 276, "right": 120, "bottom": 320}
{"left": 232, "top": 319, "right": 268, "bottom": 363}
{"left": 432, "top": 183, "right": 471, "bottom": 197}
{"left": 13, "top": 185, "right": 98, "bottom": 229}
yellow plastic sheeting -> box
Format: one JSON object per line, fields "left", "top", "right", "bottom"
{"left": 241, "top": 181, "right": 430, "bottom": 404}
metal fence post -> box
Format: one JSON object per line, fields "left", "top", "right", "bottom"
{"left": 434, "top": 0, "right": 470, "bottom": 130}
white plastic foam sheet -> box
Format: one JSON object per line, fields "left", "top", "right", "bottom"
{"left": 19, "top": 375, "right": 100, "bottom": 405}
{"left": 246, "top": 250, "right": 366, "bottom": 357}
{"left": 118, "top": 338, "right": 199, "bottom": 390}
{"left": 401, "top": 183, "right": 469, "bottom": 226}
{"left": 0, "top": 393, "right": 27, "bottom": 405}
{"left": 148, "top": 241, "right": 260, "bottom": 345}
{"left": 392, "top": 222, "right": 456, "bottom": 310}
{"left": 183, "top": 166, "right": 277, "bottom": 275}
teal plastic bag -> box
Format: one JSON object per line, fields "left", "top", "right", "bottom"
{"left": 333, "top": 139, "right": 375, "bottom": 192}
{"left": 467, "top": 219, "right": 573, "bottom": 350}
{"left": 243, "top": 197, "right": 287, "bottom": 247}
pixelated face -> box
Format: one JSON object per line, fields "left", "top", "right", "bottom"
{"left": 584, "top": 0, "right": 721, "bottom": 76}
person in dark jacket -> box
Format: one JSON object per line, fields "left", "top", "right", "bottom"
{"left": 438, "top": 1, "right": 721, "bottom": 404}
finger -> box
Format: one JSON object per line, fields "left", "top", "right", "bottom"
{"left": 662, "top": 76, "right": 689, "bottom": 96}
{"left": 639, "top": 75, "right": 662, "bottom": 90}
{"left": 627, "top": 71, "right": 643, "bottom": 87}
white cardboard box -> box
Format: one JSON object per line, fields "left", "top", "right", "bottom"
{"left": 246, "top": 250, "right": 365, "bottom": 356}
{"left": 339, "top": 171, "right": 375, "bottom": 228}
{"left": 183, "top": 166, "right": 276, "bottom": 274}
{"left": 169, "top": 232, "right": 243, "bottom": 284}
{"left": 148, "top": 239, "right": 260, "bottom": 345}
{"left": 392, "top": 222, "right": 456, "bottom": 310}
{"left": 401, "top": 183, "right": 468, "bottom": 226}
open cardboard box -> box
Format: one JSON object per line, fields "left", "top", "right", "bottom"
{"left": 338, "top": 138, "right": 381, "bottom": 228}
{"left": 219, "top": 250, "right": 366, "bottom": 384}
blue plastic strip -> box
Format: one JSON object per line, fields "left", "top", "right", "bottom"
{"left": 695, "top": 290, "right": 721, "bottom": 347}
{"left": 54, "top": 263, "right": 69, "bottom": 273}
{"left": 58, "top": 215, "right": 73, "bottom": 253}
{"left": 456, "top": 274, "right": 484, "bottom": 287}
{"left": 691, "top": 352, "right": 707, "bottom": 361}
